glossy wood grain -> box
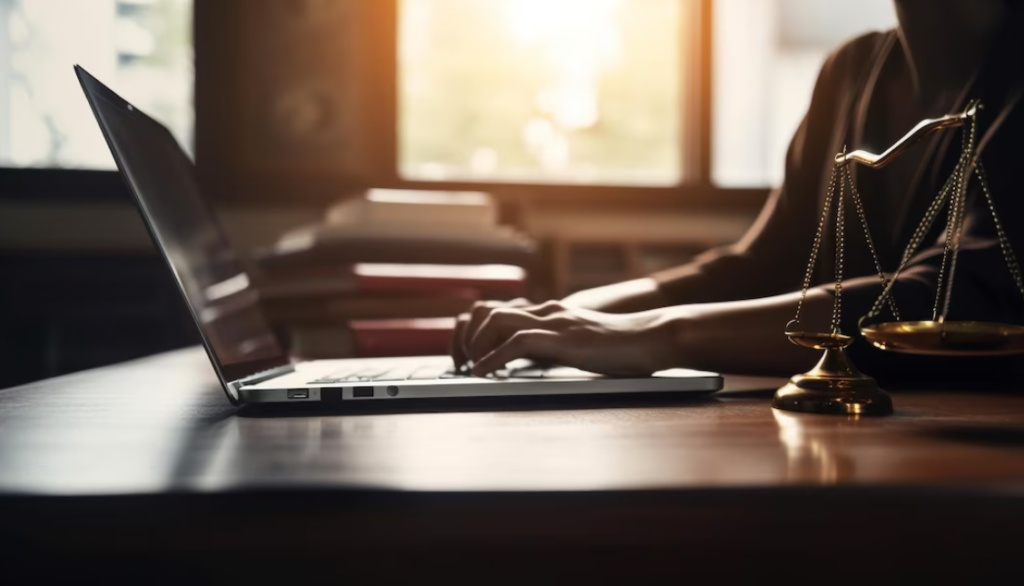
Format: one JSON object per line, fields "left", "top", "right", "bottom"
{"left": 3, "top": 347, "right": 1024, "bottom": 496}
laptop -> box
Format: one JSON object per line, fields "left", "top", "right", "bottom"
{"left": 75, "top": 65, "right": 722, "bottom": 406}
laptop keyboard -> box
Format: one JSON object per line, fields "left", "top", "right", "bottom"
{"left": 310, "top": 364, "right": 460, "bottom": 384}
{"left": 308, "top": 363, "right": 545, "bottom": 384}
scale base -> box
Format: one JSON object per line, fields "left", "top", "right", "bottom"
{"left": 773, "top": 346, "right": 893, "bottom": 416}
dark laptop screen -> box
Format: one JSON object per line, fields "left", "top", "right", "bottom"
{"left": 77, "top": 67, "right": 288, "bottom": 392}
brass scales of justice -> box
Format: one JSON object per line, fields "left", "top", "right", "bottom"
{"left": 774, "top": 99, "right": 1024, "bottom": 416}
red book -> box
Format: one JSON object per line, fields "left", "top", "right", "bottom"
{"left": 287, "top": 318, "right": 456, "bottom": 359}
{"left": 261, "top": 291, "right": 478, "bottom": 324}
{"left": 352, "top": 317, "right": 455, "bottom": 357}
{"left": 257, "top": 263, "right": 526, "bottom": 300}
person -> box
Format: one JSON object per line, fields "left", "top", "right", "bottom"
{"left": 452, "top": 0, "right": 1024, "bottom": 381}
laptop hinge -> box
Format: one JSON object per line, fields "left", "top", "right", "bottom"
{"left": 228, "top": 364, "right": 296, "bottom": 394}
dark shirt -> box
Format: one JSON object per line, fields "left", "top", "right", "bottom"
{"left": 653, "top": 19, "right": 1024, "bottom": 382}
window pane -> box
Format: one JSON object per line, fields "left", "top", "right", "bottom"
{"left": 0, "top": 0, "right": 192, "bottom": 170}
{"left": 399, "top": 0, "right": 684, "bottom": 186}
{"left": 713, "top": 0, "right": 897, "bottom": 187}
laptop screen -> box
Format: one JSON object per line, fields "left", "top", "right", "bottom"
{"left": 77, "top": 67, "right": 289, "bottom": 396}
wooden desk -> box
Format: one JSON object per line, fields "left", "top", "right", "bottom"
{"left": 3, "top": 348, "right": 1024, "bottom": 582}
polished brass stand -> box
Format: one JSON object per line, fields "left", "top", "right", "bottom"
{"left": 773, "top": 331, "right": 892, "bottom": 415}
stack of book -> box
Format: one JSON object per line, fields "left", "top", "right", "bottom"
{"left": 252, "top": 189, "right": 535, "bottom": 359}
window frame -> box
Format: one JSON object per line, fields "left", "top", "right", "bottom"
{"left": 0, "top": 168, "right": 129, "bottom": 203}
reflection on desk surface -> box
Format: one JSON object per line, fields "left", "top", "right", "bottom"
{"left": 3, "top": 347, "right": 1024, "bottom": 496}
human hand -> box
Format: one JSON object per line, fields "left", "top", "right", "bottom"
{"left": 454, "top": 300, "right": 678, "bottom": 377}
{"left": 451, "top": 298, "right": 534, "bottom": 370}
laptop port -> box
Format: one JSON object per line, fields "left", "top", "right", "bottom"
{"left": 287, "top": 389, "right": 309, "bottom": 400}
{"left": 352, "top": 387, "right": 374, "bottom": 398}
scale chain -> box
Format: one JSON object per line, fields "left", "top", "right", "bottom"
{"left": 975, "top": 161, "right": 1024, "bottom": 302}
{"left": 931, "top": 141, "right": 966, "bottom": 320}
{"left": 843, "top": 161, "right": 900, "bottom": 321}
{"left": 791, "top": 162, "right": 839, "bottom": 327}
{"left": 866, "top": 161, "right": 960, "bottom": 319}
{"left": 934, "top": 113, "right": 976, "bottom": 322}
{"left": 899, "top": 169, "right": 959, "bottom": 266}
{"left": 832, "top": 161, "right": 847, "bottom": 334}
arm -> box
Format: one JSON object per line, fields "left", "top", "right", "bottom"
{"left": 562, "top": 277, "right": 668, "bottom": 313}
{"left": 455, "top": 274, "right": 913, "bottom": 377}
{"left": 462, "top": 286, "right": 835, "bottom": 378}
{"left": 465, "top": 247, "right": 1024, "bottom": 381}
{"left": 655, "top": 289, "right": 833, "bottom": 375}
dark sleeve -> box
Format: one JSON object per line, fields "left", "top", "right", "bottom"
{"left": 651, "top": 134, "right": 812, "bottom": 304}
{"left": 651, "top": 40, "right": 857, "bottom": 304}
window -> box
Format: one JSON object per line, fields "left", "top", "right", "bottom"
{"left": 0, "top": 0, "right": 192, "bottom": 170}
{"left": 713, "top": 0, "right": 897, "bottom": 187}
{"left": 193, "top": 1, "right": 900, "bottom": 203}
{"left": 398, "top": 0, "right": 898, "bottom": 192}
{"left": 399, "top": 0, "right": 687, "bottom": 186}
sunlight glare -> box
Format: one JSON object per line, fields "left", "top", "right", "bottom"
{"left": 400, "top": 0, "right": 682, "bottom": 185}
{"left": 503, "top": 0, "right": 623, "bottom": 170}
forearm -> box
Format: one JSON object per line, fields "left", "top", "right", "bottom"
{"left": 562, "top": 278, "right": 835, "bottom": 375}
{"left": 649, "top": 288, "right": 835, "bottom": 376}
{"left": 562, "top": 277, "right": 670, "bottom": 313}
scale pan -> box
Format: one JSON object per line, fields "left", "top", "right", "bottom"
{"left": 861, "top": 321, "right": 1024, "bottom": 356}
{"left": 785, "top": 330, "right": 854, "bottom": 349}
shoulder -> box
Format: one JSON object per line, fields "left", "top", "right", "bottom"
{"left": 830, "top": 30, "right": 894, "bottom": 63}
{"left": 818, "top": 30, "right": 895, "bottom": 89}
{"left": 802, "top": 30, "right": 895, "bottom": 120}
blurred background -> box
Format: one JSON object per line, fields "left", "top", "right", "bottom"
{"left": 0, "top": 0, "right": 897, "bottom": 388}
